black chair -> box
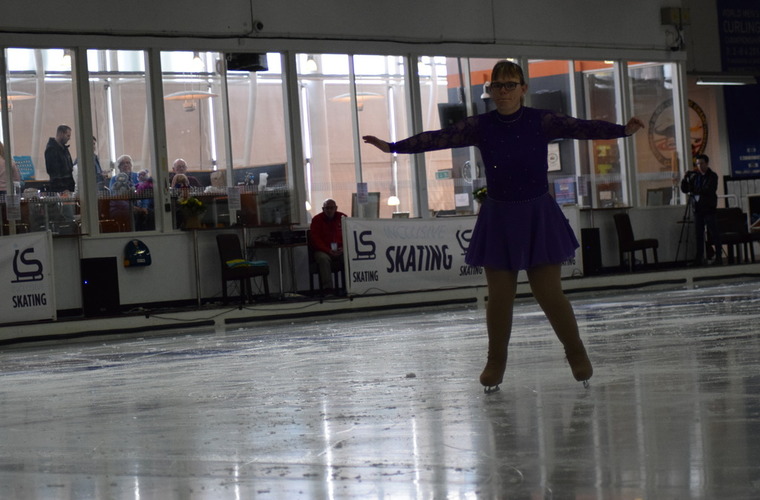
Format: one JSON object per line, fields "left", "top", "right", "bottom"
{"left": 613, "top": 213, "right": 659, "bottom": 272}
{"left": 710, "top": 208, "right": 760, "bottom": 264}
{"left": 216, "top": 233, "right": 270, "bottom": 304}
{"left": 307, "top": 230, "right": 345, "bottom": 295}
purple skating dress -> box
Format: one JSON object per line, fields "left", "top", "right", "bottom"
{"left": 390, "top": 107, "right": 629, "bottom": 271}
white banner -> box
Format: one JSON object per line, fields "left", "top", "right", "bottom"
{"left": 0, "top": 232, "right": 56, "bottom": 323}
{"left": 343, "top": 216, "right": 485, "bottom": 295}
{"left": 343, "top": 213, "right": 582, "bottom": 295}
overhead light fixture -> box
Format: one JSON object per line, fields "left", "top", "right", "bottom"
{"left": 164, "top": 90, "right": 218, "bottom": 112}
{"left": 62, "top": 49, "right": 72, "bottom": 68}
{"left": 7, "top": 90, "right": 35, "bottom": 101}
{"left": 305, "top": 55, "right": 318, "bottom": 73}
{"left": 695, "top": 74, "right": 757, "bottom": 86}
{"left": 2, "top": 90, "right": 36, "bottom": 111}
{"left": 192, "top": 51, "right": 204, "bottom": 72}
{"left": 330, "top": 91, "right": 383, "bottom": 111}
{"left": 164, "top": 90, "right": 218, "bottom": 100}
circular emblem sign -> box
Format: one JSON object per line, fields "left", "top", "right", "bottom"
{"left": 647, "top": 98, "right": 708, "bottom": 168}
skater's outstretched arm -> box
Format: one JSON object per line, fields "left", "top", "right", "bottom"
{"left": 362, "top": 135, "right": 391, "bottom": 153}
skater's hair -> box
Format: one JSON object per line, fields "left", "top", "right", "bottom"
{"left": 694, "top": 154, "right": 709, "bottom": 164}
{"left": 490, "top": 60, "right": 525, "bottom": 85}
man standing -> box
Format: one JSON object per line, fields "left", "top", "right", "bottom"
{"left": 309, "top": 198, "right": 346, "bottom": 295}
{"left": 44, "top": 124, "right": 75, "bottom": 193}
{"left": 681, "top": 154, "right": 722, "bottom": 265}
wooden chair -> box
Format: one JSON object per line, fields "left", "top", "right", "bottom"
{"left": 710, "top": 208, "right": 759, "bottom": 264}
{"left": 307, "top": 230, "right": 345, "bottom": 295}
{"left": 613, "top": 213, "right": 659, "bottom": 272}
{"left": 216, "top": 233, "right": 270, "bottom": 305}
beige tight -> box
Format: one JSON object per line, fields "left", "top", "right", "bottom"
{"left": 484, "top": 264, "right": 581, "bottom": 351}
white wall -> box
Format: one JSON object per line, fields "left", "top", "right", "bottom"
{"left": 1, "top": 0, "right": 684, "bottom": 59}
{"left": 683, "top": 0, "right": 724, "bottom": 73}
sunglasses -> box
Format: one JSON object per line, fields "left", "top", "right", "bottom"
{"left": 488, "top": 81, "right": 521, "bottom": 92}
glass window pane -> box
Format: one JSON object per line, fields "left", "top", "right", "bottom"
{"left": 227, "top": 52, "right": 290, "bottom": 227}
{"left": 355, "top": 54, "right": 412, "bottom": 217}
{"left": 297, "top": 53, "right": 357, "bottom": 218}
{"left": 411, "top": 57, "right": 510, "bottom": 216}
{"left": 413, "top": 56, "right": 473, "bottom": 216}
{"left": 527, "top": 59, "right": 579, "bottom": 205}
{"left": 299, "top": 53, "right": 414, "bottom": 219}
{"left": 579, "top": 61, "right": 626, "bottom": 208}
{"left": 161, "top": 50, "right": 227, "bottom": 229}
{"left": 90, "top": 49, "right": 155, "bottom": 233}
{"left": 2, "top": 48, "right": 81, "bottom": 236}
{"left": 628, "top": 62, "right": 680, "bottom": 207}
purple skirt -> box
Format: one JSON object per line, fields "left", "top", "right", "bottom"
{"left": 465, "top": 192, "right": 579, "bottom": 271}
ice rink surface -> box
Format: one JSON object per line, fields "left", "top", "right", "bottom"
{"left": 1, "top": 281, "right": 759, "bottom": 499}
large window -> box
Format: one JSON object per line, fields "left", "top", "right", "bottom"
{"left": 413, "top": 56, "right": 501, "bottom": 216}
{"left": 2, "top": 47, "right": 690, "bottom": 242}
{"left": 298, "top": 53, "right": 413, "bottom": 218}
{"left": 1, "top": 48, "right": 80, "bottom": 236}
{"left": 89, "top": 49, "right": 155, "bottom": 233}
{"left": 579, "top": 61, "right": 628, "bottom": 208}
{"left": 628, "top": 62, "right": 680, "bottom": 207}
{"left": 526, "top": 59, "right": 580, "bottom": 205}
{"left": 226, "top": 53, "right": 290, "bottom": 228}
{"left": 161, "top": 50, "right": 226, "bottom": 230}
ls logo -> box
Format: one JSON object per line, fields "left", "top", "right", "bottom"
{"left": 352, "top": 230, "right": 376, "bottom": 261}
{"left": 456, "top": 229, "right": 472, "bottom": 256}
{"left": 12, "top": 247, "right": 44, "bottom": 283}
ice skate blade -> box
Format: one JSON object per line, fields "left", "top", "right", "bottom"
{"left": 483, "top": 385, "right": 501, "bottom": 394}
{"left": 582, "top": 380, "right": 590, "bottom": 389}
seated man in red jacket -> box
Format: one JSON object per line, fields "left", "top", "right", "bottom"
{"left": 309, "top": 198, "right": 347, "bottom": 295}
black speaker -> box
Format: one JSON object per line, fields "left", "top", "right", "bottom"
{"left": 581, "top": 228, "right": 602, "bottom": 276}
{"left": 226, "top": 53, "right": 268, "bottom": 72}
{"left": 437, "top": 103, "right": 467, "bottom": 128}
{"left": 81, "top": 257, "right": 120, "bottom": 317}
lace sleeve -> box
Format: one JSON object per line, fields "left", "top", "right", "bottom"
{"left": 541, "top": 110, "right": 628, "bottom": 141}
{"left": 390, "top": 116, "right": 480, "bottom": 154}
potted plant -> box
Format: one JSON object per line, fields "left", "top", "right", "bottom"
{"left": 177, "top": 194, "right": 206, "bottom": 229}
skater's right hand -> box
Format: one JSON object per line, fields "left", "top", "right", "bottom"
{"left": 362, "top": 135, "right": 391, "bottom": 153}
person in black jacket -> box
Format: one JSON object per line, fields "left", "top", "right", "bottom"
{"left": 681, "top": 154, "right": 722, "bottom": 265}
{"left": 44, "top": 124, "right": 75, "bottom": 193}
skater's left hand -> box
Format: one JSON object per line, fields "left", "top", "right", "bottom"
{"left": 625, "top": 117, "right": 645, "bottom": 135}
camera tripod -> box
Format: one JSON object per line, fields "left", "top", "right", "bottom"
{"left": 675, "top": 195, "right": 693, "bottom": 264}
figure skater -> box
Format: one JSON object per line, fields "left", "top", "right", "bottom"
{"left": 363, "top": 60, "right": 644, "bottom": 392}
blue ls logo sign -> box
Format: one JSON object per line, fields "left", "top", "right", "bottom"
{"left": 352, "top": 230, "right": 376, "bottom": 261}
{"left": 12, "top": 247, "right": 44, "bottom": 283}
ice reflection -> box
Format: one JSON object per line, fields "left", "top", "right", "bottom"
{"left": 0, "top": 283, "right": 758, "bottom": 497}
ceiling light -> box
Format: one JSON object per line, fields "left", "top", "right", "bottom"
{"left": 164, "top": 90, "right": 219, "bottom": 100}
{"left": 330, "top": 91, "right": 383, "bottom": 111}
{"left": 2, "top": 91, "right": 36, "bottom": 111}
{"left": 695, "top": 74, "right": 757, "bottom": 86}
{"left": 164, "top": 90, "right": 218, "bottom": 112}
{"left": 192, "top": 52, "right": 205, "bottom": 72}
{"left": 305, "top": 55, "right": 318, "bottom": 73}
{"left": 7, "top": 91, "right": 35, "bottom": 101}
{"left": 62, "top": 49, "right": 72, "bottom": 68}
